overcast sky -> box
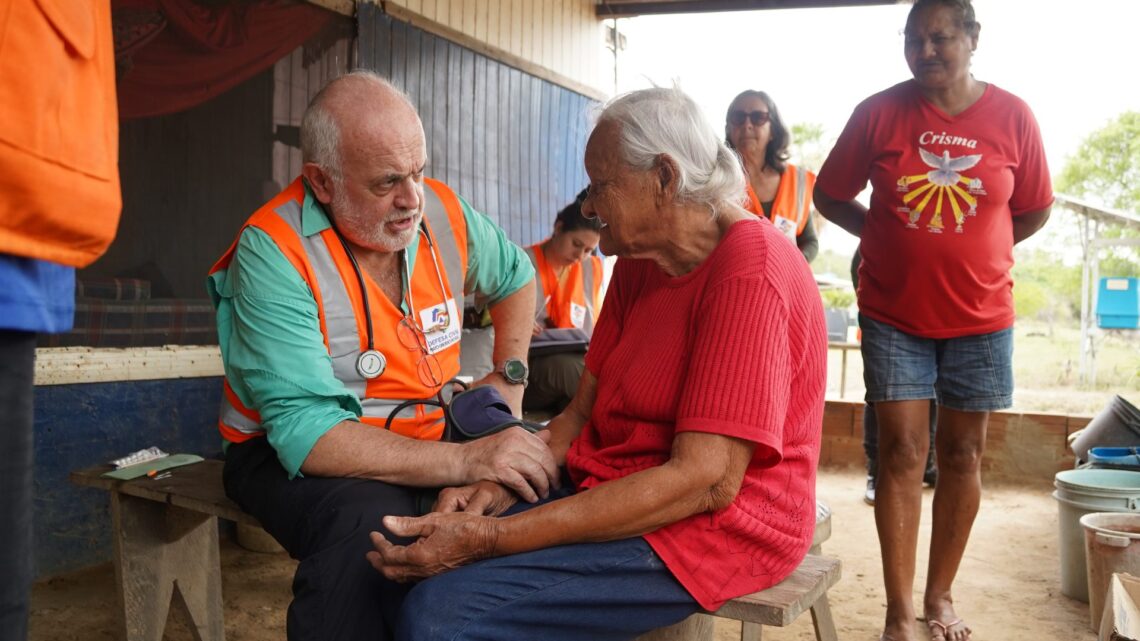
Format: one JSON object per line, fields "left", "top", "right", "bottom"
{"left": 611, "top": 0, "right": 1139, "bottom": 258}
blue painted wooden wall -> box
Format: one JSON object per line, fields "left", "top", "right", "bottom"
{"left": 357, "top": 5, "right": 597, "bottom": 247}
{"left": 33, "top": 378, "right": 223, "bottom": 576}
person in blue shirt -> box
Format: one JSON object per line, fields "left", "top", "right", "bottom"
{"left": 0, "top": 3, "right": 121, "bottom": 638}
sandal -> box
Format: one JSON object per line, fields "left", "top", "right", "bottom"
{"left": 926, "top": 618, "right": 970, "bottom": 641}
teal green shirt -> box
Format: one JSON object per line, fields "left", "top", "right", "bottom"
{"left": 207, "top": 182, "right": 533, "bottom": 477}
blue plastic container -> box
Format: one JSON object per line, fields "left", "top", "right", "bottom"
{"left": 1089, "top": 447, "right": 1140, "bottom": 470}
{"left": 1097, "top": 277, "right": 1140, "bottom": 329}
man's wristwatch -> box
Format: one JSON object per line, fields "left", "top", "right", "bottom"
{"left": 495, "top": 358, "right": 529, "bottom": 386}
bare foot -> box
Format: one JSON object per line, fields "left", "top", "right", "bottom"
{"left": 880, "top": 615, "right": 919, "bottom": 641}
{"left": 924, "top": 597, "right": 971, "bottom": 641}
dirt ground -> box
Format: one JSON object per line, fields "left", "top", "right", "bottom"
{"left": 28, "top": 467, "right": 1095, "bottom": 641}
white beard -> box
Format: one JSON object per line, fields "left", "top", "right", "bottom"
{"left": 330, "top": 185, "right": 421, "bottom": 253}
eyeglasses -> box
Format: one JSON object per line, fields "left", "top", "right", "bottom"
{"left": 728, "top": 110, "right": 771, "bottom": 127}
{"left": 397, "top": 316, "right": 444, "bottom": 388}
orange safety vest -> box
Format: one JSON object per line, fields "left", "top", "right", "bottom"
{"left": 744, "top": 164, "right": 816, "bottom": 242}
{"left": 210, "top": 177, "right": 469, "bottom": 443}
{"left": 0, "top": 1, "right": 121, "bottom": 267}
{"left": 525, "top": 243, "right": 603, "bottom": 334}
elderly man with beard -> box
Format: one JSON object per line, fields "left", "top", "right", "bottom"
{"left": 207, "top": 71, "right": 550, "bottom": 641}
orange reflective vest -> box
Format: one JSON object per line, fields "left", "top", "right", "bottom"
{"left": 744, "top": 164, "right": 816, "bottom": 242}
{"left": 0, "top": 1, "right": 121, "bottom": 267}
{"left": 525, "top": 243, "right": 603, "bottom": 334}
{"left": 210, "top": 177, "right": 469, "bottom": 443}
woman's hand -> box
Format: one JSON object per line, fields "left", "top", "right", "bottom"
{"left": 433, "top": 480, "right": 519, "bottom": 516}
{"left": 367, "top": 512, "right": 500, "bottom": 582}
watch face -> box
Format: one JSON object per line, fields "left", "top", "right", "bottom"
{"left": 503, "top": 359, "right": 528, "bottom": 382}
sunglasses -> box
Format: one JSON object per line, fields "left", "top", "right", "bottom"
{"left": 728, "top": 110, "right": 771, "bottom": 127}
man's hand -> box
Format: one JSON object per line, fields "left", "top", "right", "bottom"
{"left": 434, "top": 480, "right": 519, "bottom": 516}
{"left": 460, "top": 427, "right": 557, "bottom": 503}
{"left": 367, "top": 512, "right": 499, "bottom": 582}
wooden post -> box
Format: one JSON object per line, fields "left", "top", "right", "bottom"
{"left": 111, "top": 493, "right": 225, "bottom": 641}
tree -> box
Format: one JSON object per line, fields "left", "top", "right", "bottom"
{"left": 1056, "top": 111, "right": 1140, "bottom": 212}
{"left": 1053, "top": 111, "right": 1140, "bottom": 279}
{"left": 789, "top": 122, "right": 828, "bottom": 172}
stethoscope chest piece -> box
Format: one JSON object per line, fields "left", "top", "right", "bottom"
{"left": 356, "top": 349, "right": 386, "bottom": 380}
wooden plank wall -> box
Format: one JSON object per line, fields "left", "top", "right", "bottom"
{"left": 382, "top": 0, "right": 604, "bottom": 93}
{"left": 359, "top": 5, "right": 596, "bottom": 245}
{"left": 271, "top": 36, "right": 355, "bottom": 190}
{"left": 86, "top": 72, "right": 274, "bottom": 299}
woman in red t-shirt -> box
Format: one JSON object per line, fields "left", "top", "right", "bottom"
{"left": 366, "top": 86, "right": 828, "bottom": 641}
{"left": 815, "top": 1, "right": 1052, "bottom": 640}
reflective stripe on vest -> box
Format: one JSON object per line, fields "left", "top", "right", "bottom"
{"left": 744, "top": 163, "right": 815, "bottom": 236}
{"left": 215, "top": 178, "right": 467, "bottom": 442}
{"left": 525, "top": 244, "right": 601, "bottom": 334}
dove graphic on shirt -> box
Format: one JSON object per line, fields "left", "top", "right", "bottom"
{"left": 894, "top": 147, "right": 986, "bottom": 233}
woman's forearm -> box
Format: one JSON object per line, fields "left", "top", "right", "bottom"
{"left": 813, "top": 186, "right": 866, "bottom": 238}
{"left": 1013, "top": 207, "right": 1051, "bottom": 244}
{"left": 490, "top": 432, "right": 754, "bottom": 556}
{"left": 545, "top": 369, "right": 598, "bottom": 464}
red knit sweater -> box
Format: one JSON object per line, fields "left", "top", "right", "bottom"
{"left": 566, "top": 217, "right": 827, "bottom": 610}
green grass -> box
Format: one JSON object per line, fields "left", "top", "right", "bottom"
{"left": 825, "top": 319, "right": 1140, "bottom": 417}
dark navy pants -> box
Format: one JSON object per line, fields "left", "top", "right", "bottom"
{"left": 226, "top": 439, "right": 700, "bottom": 641}
{"left": 0, "top": 331, "right": 35, "bottom": 641}
{"left": 224, "top": 437, "right": 423, "bottom": 641}
{"left": 397, "top": 534, "right": 699, "bottom": 641}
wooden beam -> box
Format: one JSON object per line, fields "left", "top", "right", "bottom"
{"left": 373, "top": 1, "right": 609, "bottom": 102}
{"left": 304, "top": 0, "right": 355, "bottom": 17}
{"left": 596, "top": 0, "right": 898, "bottom": 18}
{"left": 34, "top": 346, "right": 224, "bottom": 385}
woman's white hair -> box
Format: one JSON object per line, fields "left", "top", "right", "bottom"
{"left": 597, "top": 86, "right": 746, "bottom": 217}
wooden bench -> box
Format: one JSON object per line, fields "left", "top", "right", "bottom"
{"left": 72, "top": 459, "right": 249, "bottom": 641}
{"left": 635, "top": 505, "right": 840, "bottom": 641}
{"left": 74, "top": 460, "right": 839, "bottom": 641}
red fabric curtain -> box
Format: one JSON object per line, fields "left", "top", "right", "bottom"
{"left": 113, "top": 0, "right": 335, "bottom": 119}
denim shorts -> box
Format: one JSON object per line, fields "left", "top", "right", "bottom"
{"left": 859, "top": 314, "right": 1014, "bottom": 412}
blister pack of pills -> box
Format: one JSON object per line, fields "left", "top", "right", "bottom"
{"left": 109, "top": 446, "right": 169, "bottom": 470}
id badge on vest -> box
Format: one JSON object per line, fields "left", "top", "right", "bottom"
{"left": 420, "top": 298, "right": 461, "bottom": 354}
{"left": 570, "top": 302, "right": 587, "bottom": 329}
{"left": 773, "top": 215, "right": 797, "bottom": 242}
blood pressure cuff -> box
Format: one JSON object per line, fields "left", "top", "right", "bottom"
{"left": 384, "top": 383, "right": 544, "bottom": 442}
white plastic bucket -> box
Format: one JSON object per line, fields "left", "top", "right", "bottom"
{"left": 1053, "top": 469, "right": 1140, "bottom": 602}
{"left": 1081, "top": 512, "right": 1140, "bottom": 631}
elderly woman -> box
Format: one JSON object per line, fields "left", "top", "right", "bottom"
{"left": 369, "top": 86, "right": 828, "bottom": 641}
{"left": 725, "top": 90, "right": 818, "bottom": 263}
{"left": 814, "top": 1, "right": 1052, "bottom": 640}
{"left": 523, "top": 191, "right": 604, "bottom": 412}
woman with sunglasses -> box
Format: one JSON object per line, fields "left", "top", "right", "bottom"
{"left": 815, "top": 1, "right": 1052, "bottom": 640}
{"left": 725, "top": 90, "right": 818, "bottom": 263}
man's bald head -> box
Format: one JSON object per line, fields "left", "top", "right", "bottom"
{"left": 300, "top": 71, "right": 421, "bottom": 177}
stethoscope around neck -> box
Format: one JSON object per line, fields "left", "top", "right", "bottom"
{"left": 329, "top": 221, "right": 449, "bottom": 381}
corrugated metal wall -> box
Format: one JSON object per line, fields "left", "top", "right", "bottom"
{"left": 382, "top": 0, "right": 605, "bottom": 93}
{"left": 359, "top": 4, "right": 596, "bottom": 246}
